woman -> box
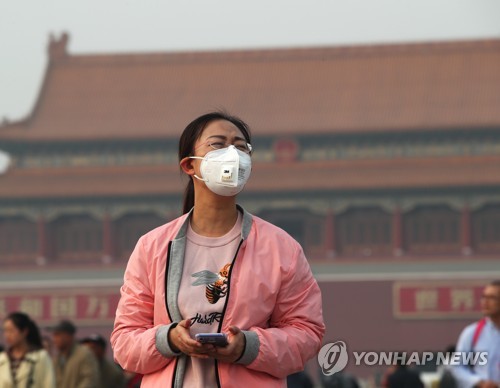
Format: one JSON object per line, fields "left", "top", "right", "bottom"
{"left": 0, "top": 312, "right": 55, "bottom": 388}
{"left": 111, "top": 111, "right": 325, "bottom": 387}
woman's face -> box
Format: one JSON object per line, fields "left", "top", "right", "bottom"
{"left": 2, "top": 319, "right": 27, "bottom": 348}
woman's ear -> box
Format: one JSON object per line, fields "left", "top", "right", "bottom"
{"left": 180, "top": 157, "right": 195, "bottom": 176}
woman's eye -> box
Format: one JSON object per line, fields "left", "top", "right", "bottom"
{"left": 210, "top": 142, "right": 225, "bottom": 149}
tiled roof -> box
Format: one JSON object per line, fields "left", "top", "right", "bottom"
{"left": 1, "top": 155, "right": 499, "bottom": 199}
{"left": 1, "top": 35, "right": 499, "bottom": 141}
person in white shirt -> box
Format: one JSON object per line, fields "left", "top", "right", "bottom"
{"left": 452, "top": 280, "right": 500, "bottom": 388}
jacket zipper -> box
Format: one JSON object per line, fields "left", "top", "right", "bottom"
{"left": 164, "top": 240, "right": 173, "bottom": 322}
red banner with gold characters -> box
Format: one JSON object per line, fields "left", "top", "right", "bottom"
{"left": 0, "top": 287, "right": 120, "bottom": 326}
{"left": 393, "top": 281, "right": 486, "bottom": 319}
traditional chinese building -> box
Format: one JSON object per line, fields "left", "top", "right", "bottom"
{"left": 0, "top": 34, "right": 499, "bottom": 376}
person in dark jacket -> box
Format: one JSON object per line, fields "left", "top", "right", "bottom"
{"left": 80, "top": 333, "right": 125, "bottom": 388}
{"left": 287, "top": 370, "right": 314, "bottom": 388}
{"left": 387, "top": 361, "right": 424, "bottom": 388}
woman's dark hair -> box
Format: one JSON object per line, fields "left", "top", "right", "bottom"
{"left": 178, "top": 111, "right": 252, "bottom": 214}
{"left": 490, "top": 280, "right": 500, "bottom": 287}
{"left": 5, "top": 312, "right": 43, "bottom": 350}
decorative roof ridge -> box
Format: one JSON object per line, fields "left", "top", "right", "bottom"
{"left": 50, "top": 34, "right": 500, "bottom": 67}
{"left": 48, "top": 32, "right": 70, "bottom": 62}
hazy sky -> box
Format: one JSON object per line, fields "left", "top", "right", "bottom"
{"left": 0, "top": 0, "right": 499, "bottom": 121}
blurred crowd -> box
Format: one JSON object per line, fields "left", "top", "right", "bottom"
{"left": 0, "top": 313, "right": 141, "bottom": 388}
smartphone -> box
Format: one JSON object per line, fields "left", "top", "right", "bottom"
{"left": 195, "top": 333, "right": 228, "bottom": 347}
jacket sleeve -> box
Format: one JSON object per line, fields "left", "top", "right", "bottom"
{"left": 239, "top": 242, "right": 325, "bottom": 378}
{"left": 111, "top": 237, "right": 175, "bottom": 374}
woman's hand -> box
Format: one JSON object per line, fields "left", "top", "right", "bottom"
{"left": 206, "top": 326, "right": 245, "bottom": 363}
{"left": 168, "top": 319, "right": 215, "bottom": 359}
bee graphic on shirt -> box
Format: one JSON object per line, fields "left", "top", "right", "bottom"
{"left": 191, "top": 264, "right": 231, "bottom": 304}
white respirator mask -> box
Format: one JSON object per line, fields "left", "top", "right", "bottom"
{"left": 190, "top": 145, "right": 252, "bottom": 196}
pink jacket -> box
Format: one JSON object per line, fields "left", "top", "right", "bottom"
{"left": 111, "top": 207, "right": 325, "bottom": 387}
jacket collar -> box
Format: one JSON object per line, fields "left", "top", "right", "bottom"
{"left": 174, "top": 204, "right": 253, "bottom": 241}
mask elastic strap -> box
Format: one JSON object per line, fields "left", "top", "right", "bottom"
{"left": 193, "top": 174, "right": 207, "bottom": 182}
{"left": 185, "top": 156, "right": 207, "bottom": 182}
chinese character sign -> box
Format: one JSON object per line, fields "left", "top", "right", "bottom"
{"left": 0, "top": 288, "right": 120, "bottom": 325}
{"left": 393, "top": 281, "right": 485, "bottom": 319}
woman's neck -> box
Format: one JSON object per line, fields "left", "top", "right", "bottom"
{"left": 191, "top": 196, "right": 238, "bottom": 237}
{"left": 10, "top": 342, "right": 29, "bottom": 359}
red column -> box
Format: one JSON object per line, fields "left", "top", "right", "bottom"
{"left": 102, "top": 213, "right": 114, "bottom": 263}
{"left": 393, "top": 206, "right": 403, "bottom": 256}
{"left": 461, "top": 205, "right": 472, "bottom": 255}
{"left": 324, "top": 210, "right": 336, "bottom": 258}
{"left": 37, "top": 216, "right": 48, "bottom": 265}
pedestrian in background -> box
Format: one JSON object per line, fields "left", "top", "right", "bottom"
{"left": 0, "top": 311, "right": 55, "bottom": 388}
{"left": 386, "top": 361, "right": 424, "bottom": 388}
{"left": 320, "top": 369, "right": 360, "bottom": 388}
{"left": 452, "top": 280, "right": 500, "bottom": 388}
{"left": 124, "top": 371, "right": 143, "bottom": 388}
{"left": 49, "top": 319, "right": 99, "bottom": 388}
{"left": 287, "top": 369, "right": 314, "bottom": 388}
{"left": 80, "top": 333, "right": 125, "bottom": 388}
{"left": 437, "top": 345, "right": 457, "bottom": 388}
{"left": 41, "top": 335, "right": 54, "bottom": 358}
